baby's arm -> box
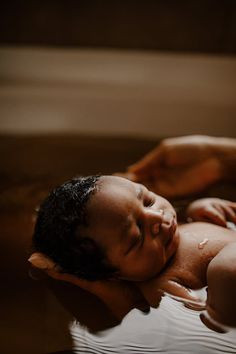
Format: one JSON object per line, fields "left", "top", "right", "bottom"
{"left": 186, "top": 198, "right": 236, "bottom": 228}
{"left": 202, "top": 242, "right": 236, "bottom": 330}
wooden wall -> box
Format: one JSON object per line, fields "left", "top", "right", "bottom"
{"left": 0, "top": 0, "right": 236, "bottom": 54}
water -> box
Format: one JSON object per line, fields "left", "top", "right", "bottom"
{"left": 70, "top": 295, "right": 236, "bottom": 354}
{"left": 198, "top": 238, "right": 209, "bottom": 249}
{"left": 163, "top": 287, "right": 207, "bottom": 311}
{"left": 227, "top": 221, "right": 236, "bottom": 231}
{"left": 163, "top": 289, "right": 231, "bottom": 334}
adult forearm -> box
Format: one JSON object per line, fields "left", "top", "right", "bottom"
{"left": 213, "top": 137, "right": 236, "bottom": 180}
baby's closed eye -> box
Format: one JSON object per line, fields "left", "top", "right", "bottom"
{"left": 143, "top": 192, "right": 156, "bottom": 208}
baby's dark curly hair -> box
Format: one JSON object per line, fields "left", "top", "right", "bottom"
{"left": 33, "top": 175, "right": 117, "bottom": 280}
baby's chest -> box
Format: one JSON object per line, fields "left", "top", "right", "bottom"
{"left": 164, "top": 223, "right": 235, "bottom": 289}
{"left": 165, "top": 239, "right": 213, "bottom": 289}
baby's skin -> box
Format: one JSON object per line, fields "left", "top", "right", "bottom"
{"left": 75, "top": 176, "right": 236, "bottom": 331}
{"left": 137, "top": 222, "right": 236, "bottom": 331}
{"left": 29, "top": 176, "right": 236, "bottom": 332}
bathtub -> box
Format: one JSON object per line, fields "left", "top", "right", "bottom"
{"left": 0, "top": 46, "right": 236, "bottom": 138}
{"left": 1, "top": 47, "right": 236, "bottom": 354}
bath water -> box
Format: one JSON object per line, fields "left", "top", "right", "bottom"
{"left": 70, "top": 293, "right": 236, "bottom": 354}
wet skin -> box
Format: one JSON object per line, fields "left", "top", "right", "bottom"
{"left": 79, "top": 176, "right": 236, "bottom": 328}
{"left": 79, "top": 176, "right": 179, "bottom": 281}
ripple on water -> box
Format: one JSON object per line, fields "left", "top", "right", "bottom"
{"left": 70, "top": 295, "right": 236, "bottom": 354}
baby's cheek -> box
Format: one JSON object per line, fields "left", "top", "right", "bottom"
{"left": 141, "top": 247, "right": 164, "bottom": 278}
{"left": 127, "top": 258, "right": 156, "bottom": 281}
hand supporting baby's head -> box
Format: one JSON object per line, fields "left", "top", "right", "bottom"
{"left": 31, "top": 174, "right": 179, "bottom": 283}
{"left": 29, "top": 174, "right": 180, "bottom": 319}
{"left": 32, "top": 175, "right": 117, "bottom": 282}
{"left": 29, "top": 176, "right": 156, "bottom": 319}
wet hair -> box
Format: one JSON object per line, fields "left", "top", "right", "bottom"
{"left": 33, "top": 175, "right": 117, "bottom": 280}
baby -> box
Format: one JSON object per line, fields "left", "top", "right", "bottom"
{"left": 31, "top": 175, "right": 236, "bottom": 332}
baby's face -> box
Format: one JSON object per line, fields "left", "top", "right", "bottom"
{"left": 80, "top": 176, "right": 179, "bottom": 281}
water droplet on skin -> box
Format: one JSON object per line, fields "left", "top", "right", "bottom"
{"left": 198, "top": 238, "right": 209, "bottom": 249}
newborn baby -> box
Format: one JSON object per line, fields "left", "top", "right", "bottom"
{"left": 31, "top": 175, "right": 236, "bottom": 332}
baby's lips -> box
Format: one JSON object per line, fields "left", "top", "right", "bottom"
{"left": 151, "top": 223, "right": 160, "bottom": 235}
{"left": 162, "top": 214, "right": 177, "bottom": 243}
{"left": 171, "top": 218, "right": 177, "bottom": 233}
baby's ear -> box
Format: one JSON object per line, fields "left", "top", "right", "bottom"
{"left": 28, "top": 252, "right": 61, "bottom": 272}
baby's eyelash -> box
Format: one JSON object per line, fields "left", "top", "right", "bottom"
{"left": 149, "top": 199, "right": 155, "bottom": 207}
{"left": 144, "top": 198, "right": 155, "bottom": 207}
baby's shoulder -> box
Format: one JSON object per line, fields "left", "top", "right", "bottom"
{"left": 178, "top": 221, "right": 235, "bottom": 243}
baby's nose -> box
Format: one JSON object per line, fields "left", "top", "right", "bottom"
{"left": 145, "top": 209, "right": 164, "bottom": 236}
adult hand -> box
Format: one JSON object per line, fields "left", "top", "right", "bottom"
{"left": 186, "top": 198, "right": 236, "bottom": 227}
{"left": 28, "top": 253, "right": 149, "bottom": 320}
{"left": 119, "top": 135, "right": 223, "bottom": 198}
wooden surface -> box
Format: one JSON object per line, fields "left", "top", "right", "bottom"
{"left": 1, "top": 0, "right": 236, "bottom": 54}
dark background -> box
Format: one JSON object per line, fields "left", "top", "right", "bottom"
{"left": 1, "top": 0, "right": 236, "bottom": 54}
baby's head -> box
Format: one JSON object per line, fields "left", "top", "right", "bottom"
{"left": 33, "top": 175, "right": 179, "bottom": 282}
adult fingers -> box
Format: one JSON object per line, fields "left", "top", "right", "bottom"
{"left": 219, "top": 204, "right": 236, "bottom": 224}
{"left": 126, "top": 157, "right": 220, "bottom": 198}
{"left": 28, "top": 252, "right": 60, "bottom": 271}
{"left": 28, "top": 253, "right": 96, "bottom": 291}
{"left": 201, "top": 206, "right": 227, "bottom": 227}
{"left": 46, "top": 268, "right": 103, "bottom": 294}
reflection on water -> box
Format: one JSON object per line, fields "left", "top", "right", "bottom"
{"left": 163, "top": 289, "right": 231, "bottom": 334}
{"left": 70, "top": 296, "right": 236, "bottom": 354}
{"left": 163, "top": 287, "right": 207, "bottom": 311}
